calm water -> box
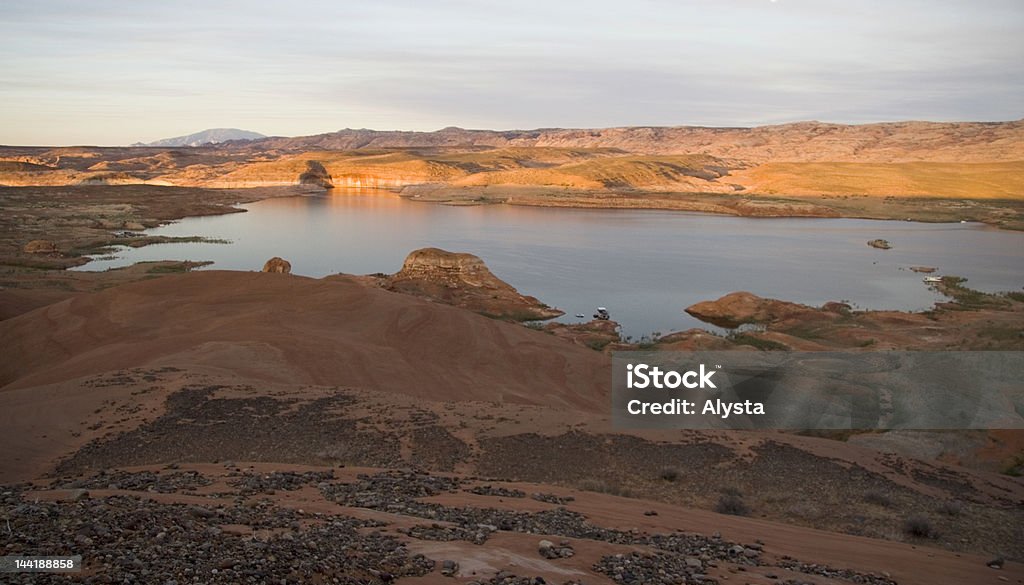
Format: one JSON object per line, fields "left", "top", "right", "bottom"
{"left": 75, "top": 190, "right": 1024, "bottom": 336}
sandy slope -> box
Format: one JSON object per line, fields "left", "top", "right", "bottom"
{"left": 0, "top": 271, "right": 609, "bottom": 409}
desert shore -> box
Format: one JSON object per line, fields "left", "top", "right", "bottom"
{"left": 2, "top": 124, "right": 1023, "bottom": 583}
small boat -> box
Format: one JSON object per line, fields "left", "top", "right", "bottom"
{"left": 593, "top": 307, "right": 611, "bottom": 320}
{"left": 575, "top": 313, "right": 585, "bottom": 318}
{"left": 923, "top": 276, "right": 942, "bottom": 283}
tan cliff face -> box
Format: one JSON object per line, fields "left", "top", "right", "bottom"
{"left": 2, "top": 120, "right": 1022, "bottom": 203}
{"left": 396, "top": 247, "right": 494, "bottom": 286}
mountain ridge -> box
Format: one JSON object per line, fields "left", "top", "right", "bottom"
{"left": 137, "top": 128, "right": 265, "bottom": 147}
{"left": 240, "top": 119, "right": 1024, "bottom": 163}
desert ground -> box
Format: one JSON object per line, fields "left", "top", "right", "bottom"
{"left": 1, "top": 122, "right": 1023, "bottom": 584}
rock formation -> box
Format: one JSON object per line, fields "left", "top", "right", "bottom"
{"left": 261, "top": 257, "right": 292, "bottom": 274}
{"left": 684, "top": 291, "right": 818, "bottom": 328}
{"left": 383, "top": 248, "right": 563, "bottom": 321}
{"left": 867, "top": 239, "right": 892, "bottom": 250}
{"left": 298, "top": 160, "right": 334, "bottom": 188}
{"left": 22, "top": 239, "right": 59, "bottom": 254}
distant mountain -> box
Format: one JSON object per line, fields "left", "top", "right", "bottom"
{"left": 137, "top": 128, "right": 266, "bottom": 147}
{"left": 245, "top": 120, "right": 1024, "bottom": 162}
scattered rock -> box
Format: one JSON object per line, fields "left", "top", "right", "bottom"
{"left": 228, "top": 470, "right": 335, "bottom": 495}
{"left": 530, "top": 492, "right": 575, "bottom": 505}
{"left": 910, "top": 266, "right": 937, "bottom": 273}
{"left": 52, "top": 470, "right": 212, "bottom": 494}
{"left": 538, "top": 539, "right": 574, "bottom": 559}
{"left": 1, "top": 494, "right": 434, "bottom": 583}
{"left": 469, "top": 484, "right": 526, "bottom": 498}
{"left": 988, "top": 556, "right": 1005, "bottom": 569}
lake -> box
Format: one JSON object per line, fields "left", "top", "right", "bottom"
{"left": 75, "top": 189, "right": 1024, "bottom": 337}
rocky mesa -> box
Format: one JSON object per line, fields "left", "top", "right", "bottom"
{"left": 379, "top": 247, "right": 564, "bottom": 321}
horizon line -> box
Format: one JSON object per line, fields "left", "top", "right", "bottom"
{"left": 4, "top": 117, "right": 1022, "bottom": 149}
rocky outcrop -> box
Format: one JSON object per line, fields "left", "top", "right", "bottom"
{"left": 298, "top": 160, "right": 334, "bottom": 189}
{"left": 684, "top": 292, "right": 818, "bottom": 328}
{"left": 867, "top": 239, "right": 892, "bottom": 250}
{"left": 542, "top": 319, "right": 622, "bottom": 352}
{"left": 384, "top": 248, "right": 563, "bottom": 321}
{"left": 23, "top": 239, "right": 59, "bottom": 254}
{"left": 261, "top": 257, "right": 291, "bottom": 274}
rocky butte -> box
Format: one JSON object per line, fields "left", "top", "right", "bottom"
{"left": 380, "top": 247, "right": 564, "bottom": 321}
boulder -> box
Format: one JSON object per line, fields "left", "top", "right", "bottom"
{"left": 685, "top": 291, "right": 814, "bottom": 328}
{"left": 23, "top": 239, "right": 59, "bottom": 254}
{"left": 867, "top": 239, "right": 892, "bottom": 250}
{"left": 261, "top": 257, "right": 292, "bottom": 274}
{"left": 537, "top": 539, "right": 574, "bottom": 559}
{"left": 440, "top": 559, "right": 459, "bottom": 576}
{"left": 822, "top": 301, "right": 853, "bottom": 315}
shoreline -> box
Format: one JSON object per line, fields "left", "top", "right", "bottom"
{"left": 395, "top": 186, "right": 1024, "bottom": 231}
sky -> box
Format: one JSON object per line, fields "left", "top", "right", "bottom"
{"left": 1, "top": 0, "right": 1021, "bottom": 145}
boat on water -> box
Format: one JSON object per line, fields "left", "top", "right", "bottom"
{"left": 923, "top": 276, "right": 942, "bottom": 283}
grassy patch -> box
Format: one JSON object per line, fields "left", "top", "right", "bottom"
{"left": 144, "top": 261, "right": 214, "bottom": 274}
{"left": 576, "top": 478, "right": 635, "bottom": 498}
{"left": 726, "top": 332, "right": 788, "bottom": 351}
{"left": 935, "top": 276, "right": 1011, "bottom": 310}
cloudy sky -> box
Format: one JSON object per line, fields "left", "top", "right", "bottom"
{"left": 1, "top": 0, "right": 1021, "bottom": 145}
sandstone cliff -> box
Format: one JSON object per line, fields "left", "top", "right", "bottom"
{"left": 382, "top": 248, "right": 563, "bottom": 321}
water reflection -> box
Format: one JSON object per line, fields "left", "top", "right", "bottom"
{"left": 74, "top": 189, "right": 1024, "bottom": 336}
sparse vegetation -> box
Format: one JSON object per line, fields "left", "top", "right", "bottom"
{"left": 902, "top": 514, "right": 938, "bottom": 539}
{"left": 725, "top": 331, "right": 788, "bottom": 351}
{"left": 636, "top": 331, "right": 663, "bottom": 349}
{"left": 145, "top": 261, "right": 213, "bottom": 274}
{"left": 937, "top": 500, "right": 964, "bottom": 517}
{"left": 715, "top": 488, "right": 750, "bottom": 516}
{"left": 658, "top": 466, "right": 679, "bottom": 482}
{"left": 584, "top": 338, "right": 613, "bottom": 351}
{"left": 1001, "top": 453, "right": 1024, "bottom": 477}
{"left": 863, "top": 489, "right": 895, "bottom": 508}
{"left": 576, "top": 478, "right": 634, "bottom": 498}
{"left": 934, "top": 276, "right": 1010, "bottom": 310}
